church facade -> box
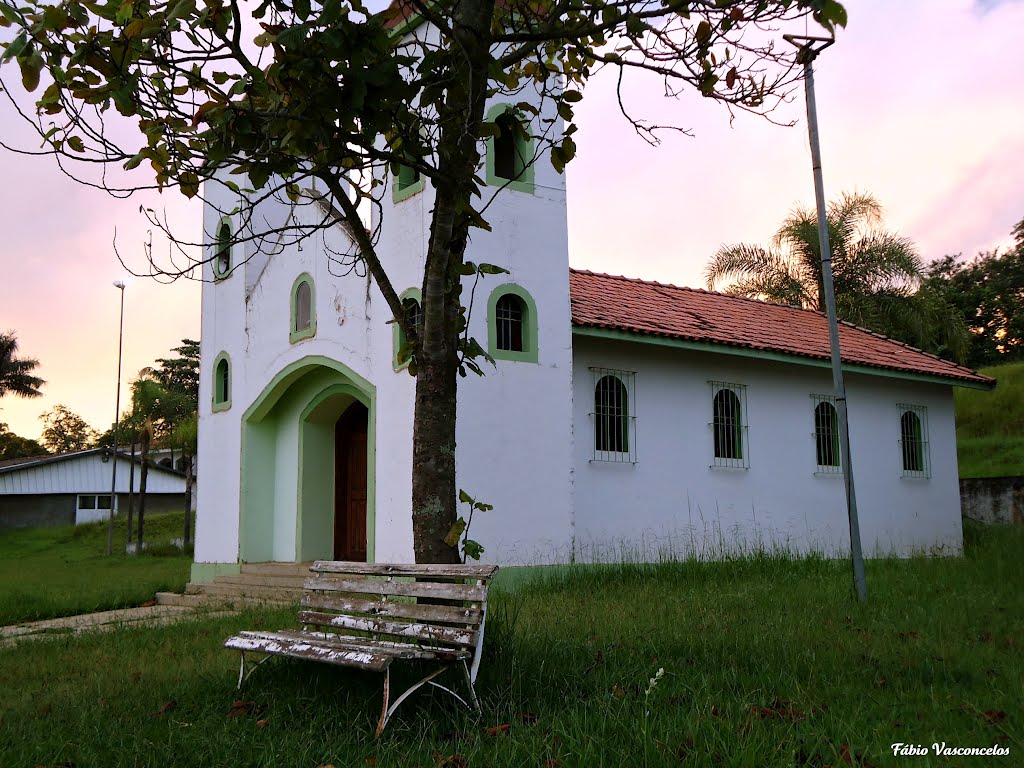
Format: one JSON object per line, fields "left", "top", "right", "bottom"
{"left": 191, "top": 24, "right": 992, "bottom": 582}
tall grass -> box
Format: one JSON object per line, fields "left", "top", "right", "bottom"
{"left": 0, "top": 512, "right": 191, "bottom": 625}
{"left": 956, "top": 361, "right": 1024, "bottom": 477}
{"left": 1, "top": 529, "right": 1020, "bottom": 767}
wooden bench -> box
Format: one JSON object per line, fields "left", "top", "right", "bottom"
{"left": 224, "top": 561, "right": 498, "bottom": 735}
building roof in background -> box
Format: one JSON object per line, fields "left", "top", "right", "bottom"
{"left": 569, "top": 270, "right": 995, "bottom": 388}
{"left": 0, "top": 448, "right": 185, "bottom": 477}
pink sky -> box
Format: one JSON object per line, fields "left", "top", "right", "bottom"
{"left": 2, "top": 0, "right": 1023, "bottom": 441}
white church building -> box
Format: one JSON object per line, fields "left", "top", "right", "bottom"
{"left": 191, "top": 19, "right": 993, "bottom": 583}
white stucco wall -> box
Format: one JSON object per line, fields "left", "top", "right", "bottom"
{"left": 571, "top": 336, "right": 964, "bottom": 561}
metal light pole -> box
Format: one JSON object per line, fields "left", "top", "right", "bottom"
{"left": 105, "top": 280, "right": 126, "bottom": 556}
{"left": 784, "top": 33, "right": 867, "bottom": 602}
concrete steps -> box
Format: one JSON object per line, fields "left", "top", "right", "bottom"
{"left": 155, "top": 562, "right": 314, "bottom": 609}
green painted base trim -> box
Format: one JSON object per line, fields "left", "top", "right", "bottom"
{"left": 572, "top": 326, "right": 992, "bottom": 390}
{"left": 190, "top": 561, "right": 241, "bottom": 584}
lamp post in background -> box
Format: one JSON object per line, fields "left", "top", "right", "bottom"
{"left": 784, "top": 33, "right": 867, "bottom": 602}
{"left": 105, "top": 280, "right": 126, "bottom": 556}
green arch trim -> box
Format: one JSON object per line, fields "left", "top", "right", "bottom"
{"left": 213, "top": 216, "right": 233, "bottom": 280}
{"left": 484, "top": 103, "right": 535, "bottom": 194}
{"left": 393, "top": 287, "right": 422, "bottom": 371}
{"left": 212, "top": 351, "right": 232, "bottom": 412}
{"left": 487, "top": 283, "right": 539, "bottom": 363}
{"left": 289, "top": 272, "right": 317, "bottom": 344}
{"left": 240, "top": 355, "right": 377, "bottom": 564}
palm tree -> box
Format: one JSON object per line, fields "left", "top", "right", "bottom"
{"left": 0, "top": 332, "right": 45, "bottom": 398}
{"left": 705, "top": 192, "right": 969, "bottom": 363}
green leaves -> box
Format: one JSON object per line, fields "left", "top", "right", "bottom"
{"left": 19, "top": 49, "right": 43, "bottom": 92}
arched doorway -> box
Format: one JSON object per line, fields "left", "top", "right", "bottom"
{"left": 335, "top": 402, "right": 368, "bottom": 560}
{"left": 239, "top": 356, "right": 376, "bottom": 564}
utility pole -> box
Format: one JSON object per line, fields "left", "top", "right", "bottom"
{"left": 784, "top": 33, "right": 867, "bottom": 602}
{"left": 106, "top": 280, "right": 126, "bottom": 556}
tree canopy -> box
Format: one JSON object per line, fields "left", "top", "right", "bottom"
{"left": 705, "top": 192, "right": 970, "bottom": 363}
{"left": 1, "top": 0, "right": 848, "bottom": 561}
{"left": 0, "top": 422, "right": 48, "bottom": 460}
{"left": 39, "top": 404, "right": 97, "bottom": 453}
{"left": 924, "top": 217, "right": 1024, "bottom": 369}
{"left": 0, "top": 332, "right": 45, "bottom": 399}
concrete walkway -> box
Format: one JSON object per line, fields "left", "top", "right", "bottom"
{"left": 0, "top": 604, "right": 235, "bottom": 648}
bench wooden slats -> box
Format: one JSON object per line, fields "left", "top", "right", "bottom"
{"left": 225, "top": 633, "right": 394, "bottom": 671}
{"left": 225, "top": 560, "right": 498, "bottom": 736}
{"left": 311, "top": 561, "right": 499, "bottom": 579}
{"left": 297, "top": 610, "right": 478, "bottom": 648}
{"left": 304, "top": 575, "right": 488, "bottom": 602}
{"left": 301, "top": 593, "right": 484, "bottom": 625}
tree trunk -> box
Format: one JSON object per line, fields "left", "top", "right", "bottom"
{"left": 126, "top": 442, "right": 136, "bottom": 545}
{"left": 137, "top": 429, "right": 150, "bottom": 551}
{"left": 183, "top": 453, "right": 194, "bottom": 546}
{"left": 410, "top": 0, "right": 495, "bottom": 564}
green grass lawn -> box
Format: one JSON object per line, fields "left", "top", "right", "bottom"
{"left": 956, "top": 361, "right": 1024, "bottom": 477}
{"left": 0, "top": 512, "right": 192, "bottom": 625}
{"left": 1, "top": 524, "right": 1020, "bottom": 767}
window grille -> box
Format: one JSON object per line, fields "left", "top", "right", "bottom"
{"left": 899, "top": 404, "right": 930, "bottom": 478}
{"left": 811, "top": 395, "right": 842, "bottom": 474}
{"left": 709, "top": 381, "right": 748, "bottom": 469}
{"left": 590, "top": 368, "right": 637, "bottom": 463}
{"left": 494, "top": 112, "right": 527, "bottom": 181}
{"left": 403, "top": 297, "right": 421, "bottom": 335}
{"left": 495, "top": 294, "right": 524, "bottom": 352}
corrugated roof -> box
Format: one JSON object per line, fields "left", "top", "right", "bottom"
{"left": 0, "top": 448, "right": 186, "bottom": 477}
{"left": 569, "top": 269, "right": 994, "bottom": 388}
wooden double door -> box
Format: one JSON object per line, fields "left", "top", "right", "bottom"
{"left": 334, "top": 403, "right": 368, "bottom": 561}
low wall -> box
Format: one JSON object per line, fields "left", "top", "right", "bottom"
{"left": 960, "top": 477, "right": 1024, "bottom": 525}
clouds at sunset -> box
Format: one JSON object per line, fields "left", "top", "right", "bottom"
{"left": 2, "top": 0, "right": 1022, "bottom": 440}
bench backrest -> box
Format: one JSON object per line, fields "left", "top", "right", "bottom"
{"left": 300, "top": 561, "right": 499, "bottom": 679}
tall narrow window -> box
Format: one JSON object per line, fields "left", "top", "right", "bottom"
{"left": 711, "top": 382, "right": 748, "bottom": 468}
{"left": 494, "top": 112, "right": 526, "bottom": 181}
{"left": 485, "top": 104, "right": 535, "bottom": 193}
{"left": 393, "top": 155, "right": 425, "bottom": 202}
{"left": 290, "top": 274, "right": 316, "bottom": 343}
{"left": 394, "top": 289, "right": 422, "bottom": 370}
{"left": 214, "top": 220, "right": 232, "bottom": 278}
{"left": 812, "top": 396, "right": 841, "bottom": 473}
{"left": 213, "top": 353, "right": 231, "bottom": 411}
{"left": 899, "top": 405, "right": 929, "bottom": 477}
{"left": 495, "top": 294, "right": 524, "bottom": 352}
{"left": 591, "top": 368, "right": 637, "bottom": 463}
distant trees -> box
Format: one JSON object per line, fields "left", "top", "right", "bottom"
{"left": 924, "top": 217, "right": 1024, "bottom": 369}
{"left": 0, "top": 422, "right": 47, "bottom": 460}
{"left": 39, "top": 404, "right": 97, "bottom": 453}
{"left": 0, "top": 332, "right": 44, "bottom": 399}
{"left": 705, "top": 192, "right": 970, "bottom": 363}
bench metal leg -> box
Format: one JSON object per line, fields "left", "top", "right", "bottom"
{"left": 236, "top": 652, "right": 273, "bottom": 690}
{"left": 376, "top": 665, "right": 453, "bottom": 737}
{"left": 460, "top": 659, "right": 481, "bottom": 713}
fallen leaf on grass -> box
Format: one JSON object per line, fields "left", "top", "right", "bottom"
{"left": 365, "top": 757, "right": 377, "bottom": 766}
{"left": 316, "top": 764, "right": 337, "bottom": 768}
{"left": 256, "top": 719, "right": 270, "bottom": 728}
{"left": 983, "top": 709, "right": 1007, "bottom": 724}
{"left": 432, "top": 753, "right": 467, "bottom": 768}
{"left": 153, "top": 700, "right": 178, "bottom": 718}
{"left": 611, "top": 685, "right": 626, "bottom": 699}
{"left": 485, "top": 724, "right": 511, "bottom": 736}
{"left": 226, "top": 699, "right": 257, "bottom": 719}
{"left": 140, "top": 599, "right": 157, "bottom": 608}
{"left": 750, "top": 699, "right": 805, "bottom": 721}
{"left": 543, "top": 760, "right": 560, "bottom": 768}
{"left": 35, "top": 705, "right": 51, "bottom": 719}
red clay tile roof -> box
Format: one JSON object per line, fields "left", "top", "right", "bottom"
{"left": 569, "top": 270, "right": 994, "bottom": 388}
